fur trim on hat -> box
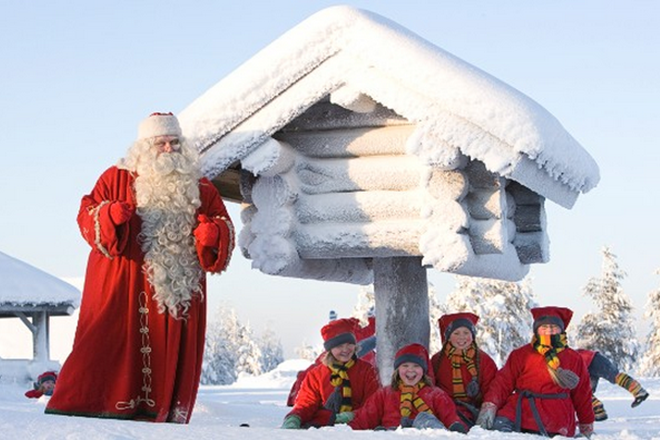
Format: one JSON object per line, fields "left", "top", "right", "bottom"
{"left": 137, "top": 112, "right": 182, "bottom": 140}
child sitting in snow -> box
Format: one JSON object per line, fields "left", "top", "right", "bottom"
{"left": 339, "top": 343, "right": 467, "bottom": 432}
{"left": 281, "top": 318, "right": 380, "bottom": 428}
{"left": 25, "top": 371, "right": 57, "bottom": 399}
{"left": 476, "top": 306, "right": 594, "bottom": 438}
{"left": 431, "top": 312, "right": 498, "bottom": 429}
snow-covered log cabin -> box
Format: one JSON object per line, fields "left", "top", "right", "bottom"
{"left": 179, "top": 5, "right": 599, "bottom": 285}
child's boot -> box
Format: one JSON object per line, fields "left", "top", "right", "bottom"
{"left": 615, "top": 372, "right": 649, "bottom": 408}
{"left": 592, "top": 395, "right": 608, "bottom": 421}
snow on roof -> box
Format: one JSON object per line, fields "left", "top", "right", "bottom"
{"left": 0, "top": 251, "right": 80, "bottom": 307}
{"left": 179, "top": 5, "right": 599, "bottom": 209}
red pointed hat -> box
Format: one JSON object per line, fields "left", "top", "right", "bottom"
{"left": 321, "top": 318, "right": 357, "bottom": 351}
{"left": 439, "top": 312, "right": 479, "bottom": 343}
{"left": 531, "top": 306, "right": 573, "bottom": 332}
{"left": 394, "top": 343, "right": 429, "bottom": 373}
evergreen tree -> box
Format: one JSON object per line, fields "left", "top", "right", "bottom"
{"left": 352, "top": 286, "right": 375, "bottom": 326}
{"left": 574, "top": 247, "right": 639, "bottom": 371}
{"left": 234, "top": 321, "right": 263, "bottom": 377}
{"left": 444, "top": 275, "right": 537, "bottom": 366}
{"left": 259, "top": 326, "right": 285, "bottom": 373}
{"left": 201, "top": 306, "right": 238, "bottom": 385}
{"left": 427, "top": 283, "right": 445, "bottom": 355}
{"left": 639, "top": 269, "right": 660, "bottom": 377}
{"left": 295, "top": 341, "right": 320, "bottom": 361}
{"left": 201, "top": 304, "right": 272, "bottom": 384}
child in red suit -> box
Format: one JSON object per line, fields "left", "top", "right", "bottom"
{"left": 476, "top": 306, "right": 594, "bottom": 438}
{"left": 344, "top": 343, "right": 467, "bottom": 432}
{"left": 281, "top": 318, "right": 380, "bottom": 429}
{"left": 431, "top": 312, "right": 498, "bottom": 428}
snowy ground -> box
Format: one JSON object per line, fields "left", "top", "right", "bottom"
{"left": 1, "top": 359, "right": 658, "bottom": 440}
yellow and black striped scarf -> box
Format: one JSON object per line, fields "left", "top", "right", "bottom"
{"left": 399, "top": 380, "right": 433, "bottom": 418}
{"left": 328, "top": 358, "right": 355, "bottom": 413}
{"left": 532, "top": 333, "right": 567, "bottom": 370}
{"left": 533, "top": 332, "right": 571, "bottom": 387}
{"left": 444, "top": 342, "right": 478, "bottom": 400}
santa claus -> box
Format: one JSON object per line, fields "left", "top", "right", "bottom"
{"left": 46, "top": 113, "right": 234, "bottom": 423}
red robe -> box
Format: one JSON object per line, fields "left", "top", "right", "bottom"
{"left": 349, "top": 384, "right": 462, "bottom": 430}
{"left": 430, "top": 347, "right": 498, "bottom": 423}
{"left": 483, "top": 344, "right": 594, "bottom": 437}
{"left": 286, "top": 358, "right": 379, "bottom": 427}
{"left": 46, "top": 166, "right": 234, "bottom": 423}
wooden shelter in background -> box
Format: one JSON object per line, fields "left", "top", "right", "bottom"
{"left": 0, "top": 251, "right": 80, "bottom": 379}
{"left": 178, "top": 6, "right": 599, "bottom": 381}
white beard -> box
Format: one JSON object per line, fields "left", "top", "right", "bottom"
{"left": 123, "top": 139, "right": 203, "bottom": 318}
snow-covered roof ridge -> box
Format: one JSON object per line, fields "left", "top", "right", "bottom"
{"left": 0, "top": 251, "right": 80, "bottom": 306}
{"left": 179, "top": 5, "right": 599, "bottom": 208}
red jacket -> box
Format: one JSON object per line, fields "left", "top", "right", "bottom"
{"left": 286, "top": 358, "right": 379, "bottom": 427}
{"left": 430, "top": 347, "right": 498, "bottom": 422}
{"left": 349, "top": 384, "right": 462, "bottom": 430}
{"left": 483, "top": 344, "right": 594, "bottom": 437}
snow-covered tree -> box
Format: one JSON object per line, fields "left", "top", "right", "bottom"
{"left": 639, "top": 269, "right": 660, "bottom": 377}
{"left": 352, "top": 286, "right": 375, "bottom": 325}
{"left": 427, "top": 283, "right": 445, "bottom": 355}
{"left": 574, "top": 247, "right": 639, "bottom": 372}
{"left": 443, "top": 275, "right": 537, "bottom": 366}
{"left": 295, "top": 342, "right": 320, "bottom": 361}
{"left": 234, "top": 321, "right": 263, "bottom": 377}
{"left": 201, "top": 306, "right": 239, "bottom": 385}
{"left": 259, "top": 326, "right": 285, "bottom": 373}
{"left": 201, "top": 304, "right": 271, "bottom": 384}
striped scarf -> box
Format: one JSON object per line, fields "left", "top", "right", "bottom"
{"left": 532, "top": 332, "right": 579, "bottom": 389}
{"left": 399, "top": 381, "right": 433, "bottom": 418}
{"left": 327, "top": 357, "right": 355, "bottom": 413}
{"left": 532, "top": 333, "right": 566, "bottom": 370}
{"left": 444, "top": 342, "right": 478, "bottom": 400}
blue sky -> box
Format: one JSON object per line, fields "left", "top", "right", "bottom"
{"left": 1, "top": 1, "right": 659, "bottom": 356}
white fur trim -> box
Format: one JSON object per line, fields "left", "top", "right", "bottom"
{"left": 137, "top": 113, "right": 182, "bottom": 140}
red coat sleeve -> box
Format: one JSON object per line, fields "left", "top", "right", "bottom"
{"left": 195, "top": 178, "right": 235, "bottom": 273}
{"left": 570, "top": 349, "right": 596, "bottom": 424}
{"left": 77, "top": 167, "right": 132, "bottom": 258}
{"left": 286, "top": 364, "right": 334, "bottom": 426}
{"left": 480, "top": 350, "right": 499, "bottom": 398}
{"left": 349, "top": 387, "right": 388, "bottom": 430}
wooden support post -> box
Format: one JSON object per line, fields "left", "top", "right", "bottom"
{"left": 33, "top": 312, "right": 50, "bottom": 362}
{"left": 373, "top": 256, "right": 429, "bottom": 385}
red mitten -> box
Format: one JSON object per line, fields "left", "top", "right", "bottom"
{"left": 194, "top": 219, "right": 219, "bottom": 247}
{"left": 25, "top": 389, "right": 43, "bottom": 399}
{"left": 109, "top": 201, "right": 134, "bottom": 225}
